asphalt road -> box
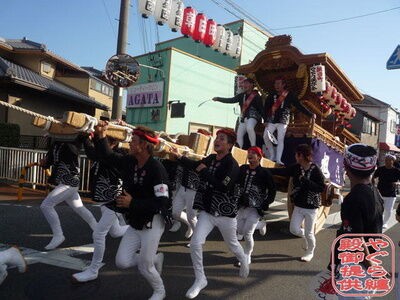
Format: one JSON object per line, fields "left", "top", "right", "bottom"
{"left": 0, "top": 191, "right": 399, "bottom": 300}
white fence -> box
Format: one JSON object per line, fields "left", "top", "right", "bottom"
{"left": 0, "top": 146, "right": 91, "bottom": 192}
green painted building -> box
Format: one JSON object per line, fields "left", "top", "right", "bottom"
{"left": 126, "top": 20, "right": 272, "bottom": 134}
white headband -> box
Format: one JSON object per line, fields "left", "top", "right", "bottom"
{"left": 344, "top": 143, "right": 377, "bottom": 171}
{"left": 385, "top": 154, "right": 396, "bottom": 160}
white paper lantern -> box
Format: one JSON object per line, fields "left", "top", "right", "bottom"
{"left": 212, "top": 25, "right": 226, "bottom": 52}
{"left": 138, "top": 0, "right": 157, "bottom": 18}
{"left": 310, "top": 64, "right": 326, "bottom": 93}
{"left": 229, "top": 34, "right": 242, "bottom": 58}
{"left": 168, "top": 0, "right": 184, "bottom": 32}
{"left": 154, "top": 0, "right": 172, "bottom": 25}
{"left": 222, "top": 29, "right": 234, "bottom": 55}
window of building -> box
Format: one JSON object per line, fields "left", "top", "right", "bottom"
{"left": 373, "top": 122, "right": 378, "bottom": 135}
{"left": 42, "top": 61, "right": 52, "bottom": 74}
{"left": 362, "top": 117, "right": 373, "bottom": 134}
{"left": 90, "top": 78, "right": 113, "bottom": 96}
{"left": 390, "top": 119, "right": 397, "bottom": 133}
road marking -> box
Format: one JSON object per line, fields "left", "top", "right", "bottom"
{"left": 0, "top": 203, "right": 32, "bottom": 208}
{"left": 0, "top": 243, "right": 102, "bottom": 271}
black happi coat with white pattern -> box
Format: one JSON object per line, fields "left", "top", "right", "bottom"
{"left": 44, "top": 140, "right": 81, "bottom": 187}
{"left": 96, "top": 138, "right": 171, "bottom": 230}
{"left": 180, "top": 153, "right": 239, "bottom": 217}
{"left": 83, "top": 137, "right": 126, "bottom": 203}
{"left": 270, "top": 163, "right": 325, "bottom": 209}
{"left": 178, "top": 159, "right": 202, "bottom": 191}
{"left": 236, "top": 165, "right": 276, "bottom": 215}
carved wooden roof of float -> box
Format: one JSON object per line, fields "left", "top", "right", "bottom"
{"left": 236, "top": 35, "right": 363, "bottom": 103}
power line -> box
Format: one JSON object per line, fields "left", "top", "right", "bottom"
{"left": 208, "top": 0, "right": 245, "bottom": 23}
{"left": 100, "top": 0, "right": 117, "bottom": 37}
{"left": 272, "top": 6, "right": 400, "bottom": 30}
{"left": 221, "top": 0, "right": 274, "bottom": 33}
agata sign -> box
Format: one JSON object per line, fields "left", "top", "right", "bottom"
{"left": 126, "top": 81, "right": 164, "bottom": 108}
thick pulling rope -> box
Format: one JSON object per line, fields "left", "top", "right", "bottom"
{"left": 0, "top": 100, "right": 62, "bottom": 124}
{"left": 0, "top": 99, "right": 204, "bottom": 159}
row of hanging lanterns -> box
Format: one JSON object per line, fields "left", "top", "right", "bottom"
{"left": 320, "top": 82, "right": 356, "bottom": 126}
{"left": 138, "top": 0, "right": 242, "bottom": 58}
{"left": 310, "top": 64, "right": 356, "bottom": 126}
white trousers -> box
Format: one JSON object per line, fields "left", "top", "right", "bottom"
{"left": 382, "top": 196, "right": 396, "bottom": 227}
{"left": 236, "top": 207, "right": 260, "bottom": 257}
{"left": 88, "top": 206, "right": 128, "bottom": 271}
{"left": 40, "top": 184, "right": 97, "bottom": 237}
{"left": 237, "top": 117, "right": 258, "bottom": 148}
{"left": 289, "top": 206, "right": 318, "bottom": 254}
{"left": 190, "top": 211, "right": 246, "bottom": 280}
{"left": 172, "top": 186, "right": 197, "bottom": 230}
{"left": 263, "top": 123, "right": 287, "bottom": 163}
{"left": 115, "top": 214, "right": 165, "bottom": 294}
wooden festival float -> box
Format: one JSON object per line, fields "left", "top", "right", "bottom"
{"left": 236, "top": 35, "right": 363, "bottom": 232}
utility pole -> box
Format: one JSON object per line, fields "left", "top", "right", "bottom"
{"left": 112, "top": 0, "right": 130, "bottom": 120}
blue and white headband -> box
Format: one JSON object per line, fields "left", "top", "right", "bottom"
{"left": 344, "top": 143, "right": 377, "bottom": 171}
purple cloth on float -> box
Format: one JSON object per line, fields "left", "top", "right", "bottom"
{"left": 281, "top": 137, "right": 344, "bottom": 186}
{"left": 310, "top": 139, "right": 344, "bottom": 186}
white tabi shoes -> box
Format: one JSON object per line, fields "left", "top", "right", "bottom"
{"left": 185, "top": 277, "right": 208, "bottom": 299}
{"left": 45, "top": 234, "right": 65, "bottom": 250}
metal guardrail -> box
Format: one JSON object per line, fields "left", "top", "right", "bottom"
{"left": 0, "top": 146, "right": 91, "bottom": 192}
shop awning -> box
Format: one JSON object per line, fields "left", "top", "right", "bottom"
{"left": 379, "top": 142, "right": 400, "bottom": 152}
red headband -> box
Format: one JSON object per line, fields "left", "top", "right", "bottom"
{"left": 216, "top": 129, "right": 237, "bottom": 142}
{"left": 248, "top": 146, "right": 263, "bottom": 157}
{"left": 133, "top": 129, "right": 159, "bottom": 145}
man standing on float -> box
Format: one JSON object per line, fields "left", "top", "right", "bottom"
{"left": 263, "top": 77, "right": 314, "bottom": 165}
{"left": 212, "top": 78, "right": 263, "bottom": 149}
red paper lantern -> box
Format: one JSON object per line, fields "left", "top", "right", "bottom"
{"left": 326, "top": 87, "right": 337, "bottom": 107}
{"left": 203, "top": 19, "right": 217, "bottom": 47}
{"left": 192, "top": 13, "right": 207, "bottom": 43}
{"left": 339, "top": 98, "right": 350, "bottom": 116}
{"left": 181, "top": 7, "right": 197, "bottom": 37}
{"left": 334, "top": 92, "right": 343, "bottom": 112}
{"left": 344, "top": 106, "right": 356, "bottom": 120}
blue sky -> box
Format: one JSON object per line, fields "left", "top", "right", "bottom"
{"left": 1, "top": 0, "right": 399, "bottom": 108}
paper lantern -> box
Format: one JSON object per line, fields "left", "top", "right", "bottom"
{"left": 192, "top": 13, "right": 207, "bottom": 43}
{"left": 326, "top": 86, "right": 337, "bottom": 107}
{"left": 322, "top": 82, "right": 333, "bottom": 104}
{"left": 154, "top": 0, "right": 172, "bottom": 25}
{"left": 310, "top": 64, "right": 326, "bottom": 93}
{"left": 319, "top": 100, "right": 332, "bottom": 115}
{"left": 138, "top": 0, "right": 157, "bottom": 18}
{"left": 181, "top": 7, "right": 196, "bottom": 37}
{"left": 334, "top": 92, "right": 343, "bottom": 112}
{"left": 339, "top": 98, "right": 349, "bottom": 115}
{"left": 221, "top": 29, "right": 234, "bottom": 55}
{"left": 229, "top": 34, "right": 242, "bottom": 58}
{"left": 212, "top": 25, "right": 226, "bottom": 52}
{"left": 203, "top": 19, "right": 217, "bottom": 47}
{"left": 344, "top": 107, "right": 356, "bottom": 121}
{"left": 168, "top": 0, "right": 184, "bottom": 32}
